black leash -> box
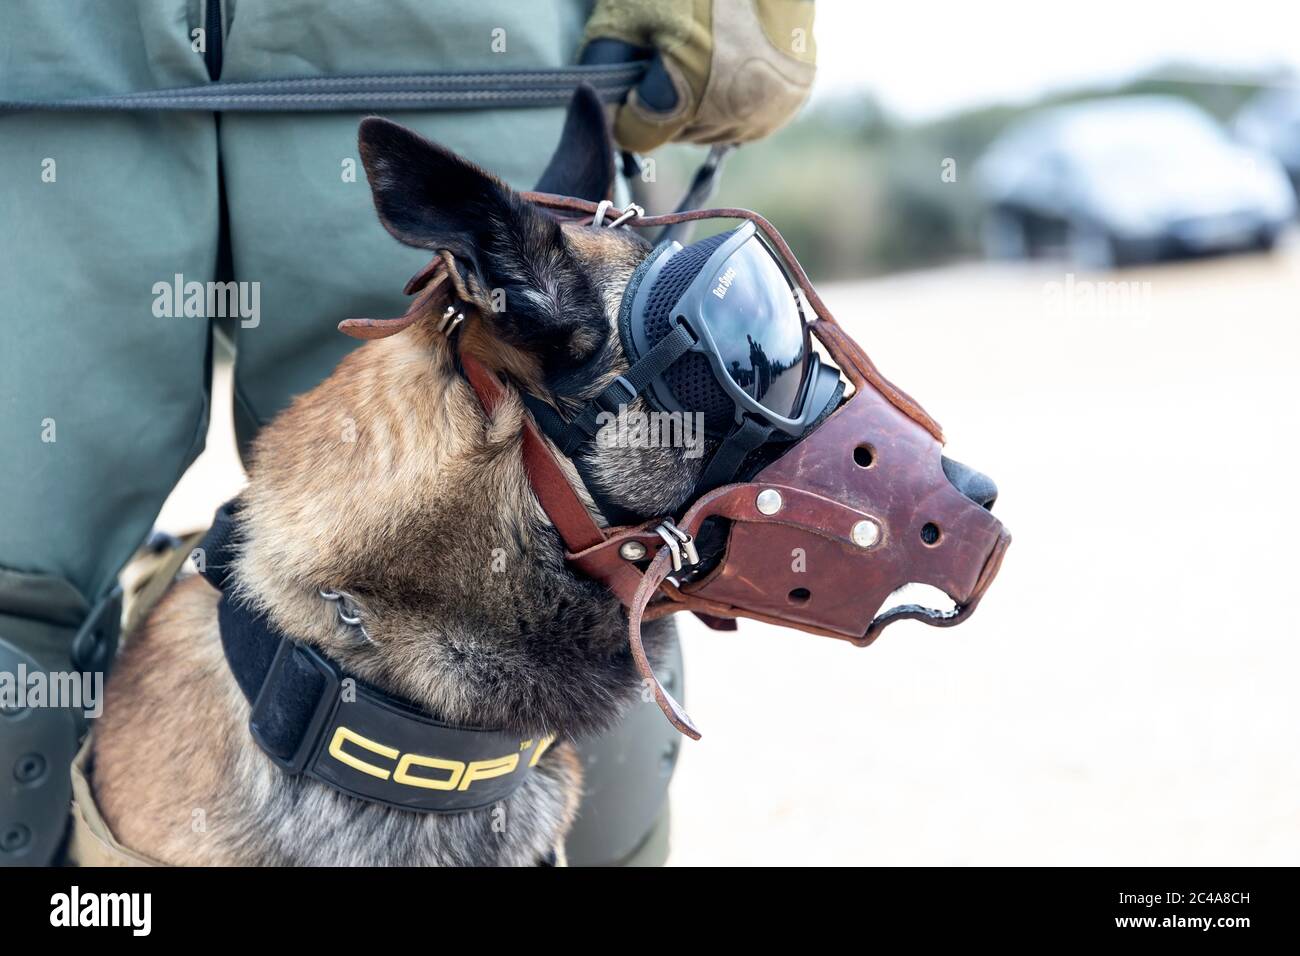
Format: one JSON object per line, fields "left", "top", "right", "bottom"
{"left": 0, "top": 63, "right": 645, "bottom": 113}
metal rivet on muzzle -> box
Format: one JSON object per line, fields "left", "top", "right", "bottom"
{"left": 619, "top": 541, "right": 648, "bottom": 561}
{"left": 851, "top": 519, "right": 881, "bottom": 549}
{"left": 756, "top": 489, "right": 783, "bottom": 515}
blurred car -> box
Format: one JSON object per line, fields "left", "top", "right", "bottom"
{"left": 975, "top": 96, "right": 1296, "bottom": 268}
{"left": 1234, "top": 87, "right": 1300, "bottom": 196}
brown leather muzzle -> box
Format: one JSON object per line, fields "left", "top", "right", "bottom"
{"left": 678, "top": 380, "right": 1011, "bottom": 645}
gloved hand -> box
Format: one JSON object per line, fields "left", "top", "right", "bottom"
{"left": 582, "top": 0, "right": 816, "bottom": 152}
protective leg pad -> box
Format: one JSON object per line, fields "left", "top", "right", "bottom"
{"left": 0, "top": 638, "right": 79, "bottom": 865}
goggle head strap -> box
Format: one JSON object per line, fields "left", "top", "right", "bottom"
{"left": 524, "top": 322, "right": 697, "bottom": 457}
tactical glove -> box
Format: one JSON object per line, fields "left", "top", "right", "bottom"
{"left": 582, "top": 0, "right": 817, "bottom": 152}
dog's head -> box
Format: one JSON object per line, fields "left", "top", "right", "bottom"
{"left": 239, "top": 94, "right": 1008, "bottom": 737}
{"left": 358, "top": 89, "right": 712, "bottom": 524}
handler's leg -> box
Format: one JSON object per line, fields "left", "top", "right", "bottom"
{"left": 0, "top": 0, "right": 218, "bottom": 866}
{"left": 565, "top": 621, "right": 683, "bottom": 866}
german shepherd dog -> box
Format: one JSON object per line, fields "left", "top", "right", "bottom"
{"left": 91, "top": 90, "right": 698, "bottom": 865}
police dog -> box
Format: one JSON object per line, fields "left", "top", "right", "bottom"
{"left": 90, "top": 90, "right": 697, "bottom": 866}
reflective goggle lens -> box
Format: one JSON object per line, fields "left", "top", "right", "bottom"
{"left": 695, "top": 235, "right": 810, "bottom": 419}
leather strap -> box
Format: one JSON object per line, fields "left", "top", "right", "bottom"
{"left": 460, "top": 354, "right": 604, "bottom": 555}
{"left": 338, "top": 261, "right": 455, "bottom": 340}
{"left": 627, "top": 548, "right": 698, "bottom": 739}
{"left": 599, "top": 480, "right": 895, "bottom": 737}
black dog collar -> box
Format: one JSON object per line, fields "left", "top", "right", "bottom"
{"left": 199, "top": 502, "right": 553, "bottom": 814}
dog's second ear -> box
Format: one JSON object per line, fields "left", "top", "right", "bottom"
{"left": 358, "top": 116, "right": 610, "bottom": 376}
{"left": 534, "top": 85, "right": 616, "bottom": 202}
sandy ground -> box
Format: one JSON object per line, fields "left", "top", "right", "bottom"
{"left": 157, "top": 242, "right": 1300, "bottom": 866}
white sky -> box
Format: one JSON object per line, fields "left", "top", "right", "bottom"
{"left": 813, "top": 0, "right": 1300, "bottom": 120}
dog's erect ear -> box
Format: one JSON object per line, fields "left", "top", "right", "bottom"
{"left": 358, "top": 117, "right": 610, "bottom": 375}
{"left": 533, "top": 85, "right": 615, "bottom": 202}
{"left": 358, "top": 117, "right": 512, "bottom": 264}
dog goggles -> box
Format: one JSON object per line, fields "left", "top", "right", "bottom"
{"left": 626, "top": 220, "right": 842, "bottom": 433}
{"left": 342, "top": 192, "right": 1011, "bottom": 740}
{"left": 525, "top": 218, "right": 844, "bottom": 497}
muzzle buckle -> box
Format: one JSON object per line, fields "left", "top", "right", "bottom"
{"left": 654, "top": 518, "right": 699, "bottom": 577}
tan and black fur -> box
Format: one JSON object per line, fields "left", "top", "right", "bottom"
{"left": 91, "top": 90, "right": 708, "bottom": 865}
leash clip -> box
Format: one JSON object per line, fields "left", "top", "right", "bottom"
{"left": 654, "top": 518, "right": 699, "bottom": 577}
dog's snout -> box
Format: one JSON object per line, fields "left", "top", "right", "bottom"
{"left": 941, "top": 456, "right": 998, "bottom": 511}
